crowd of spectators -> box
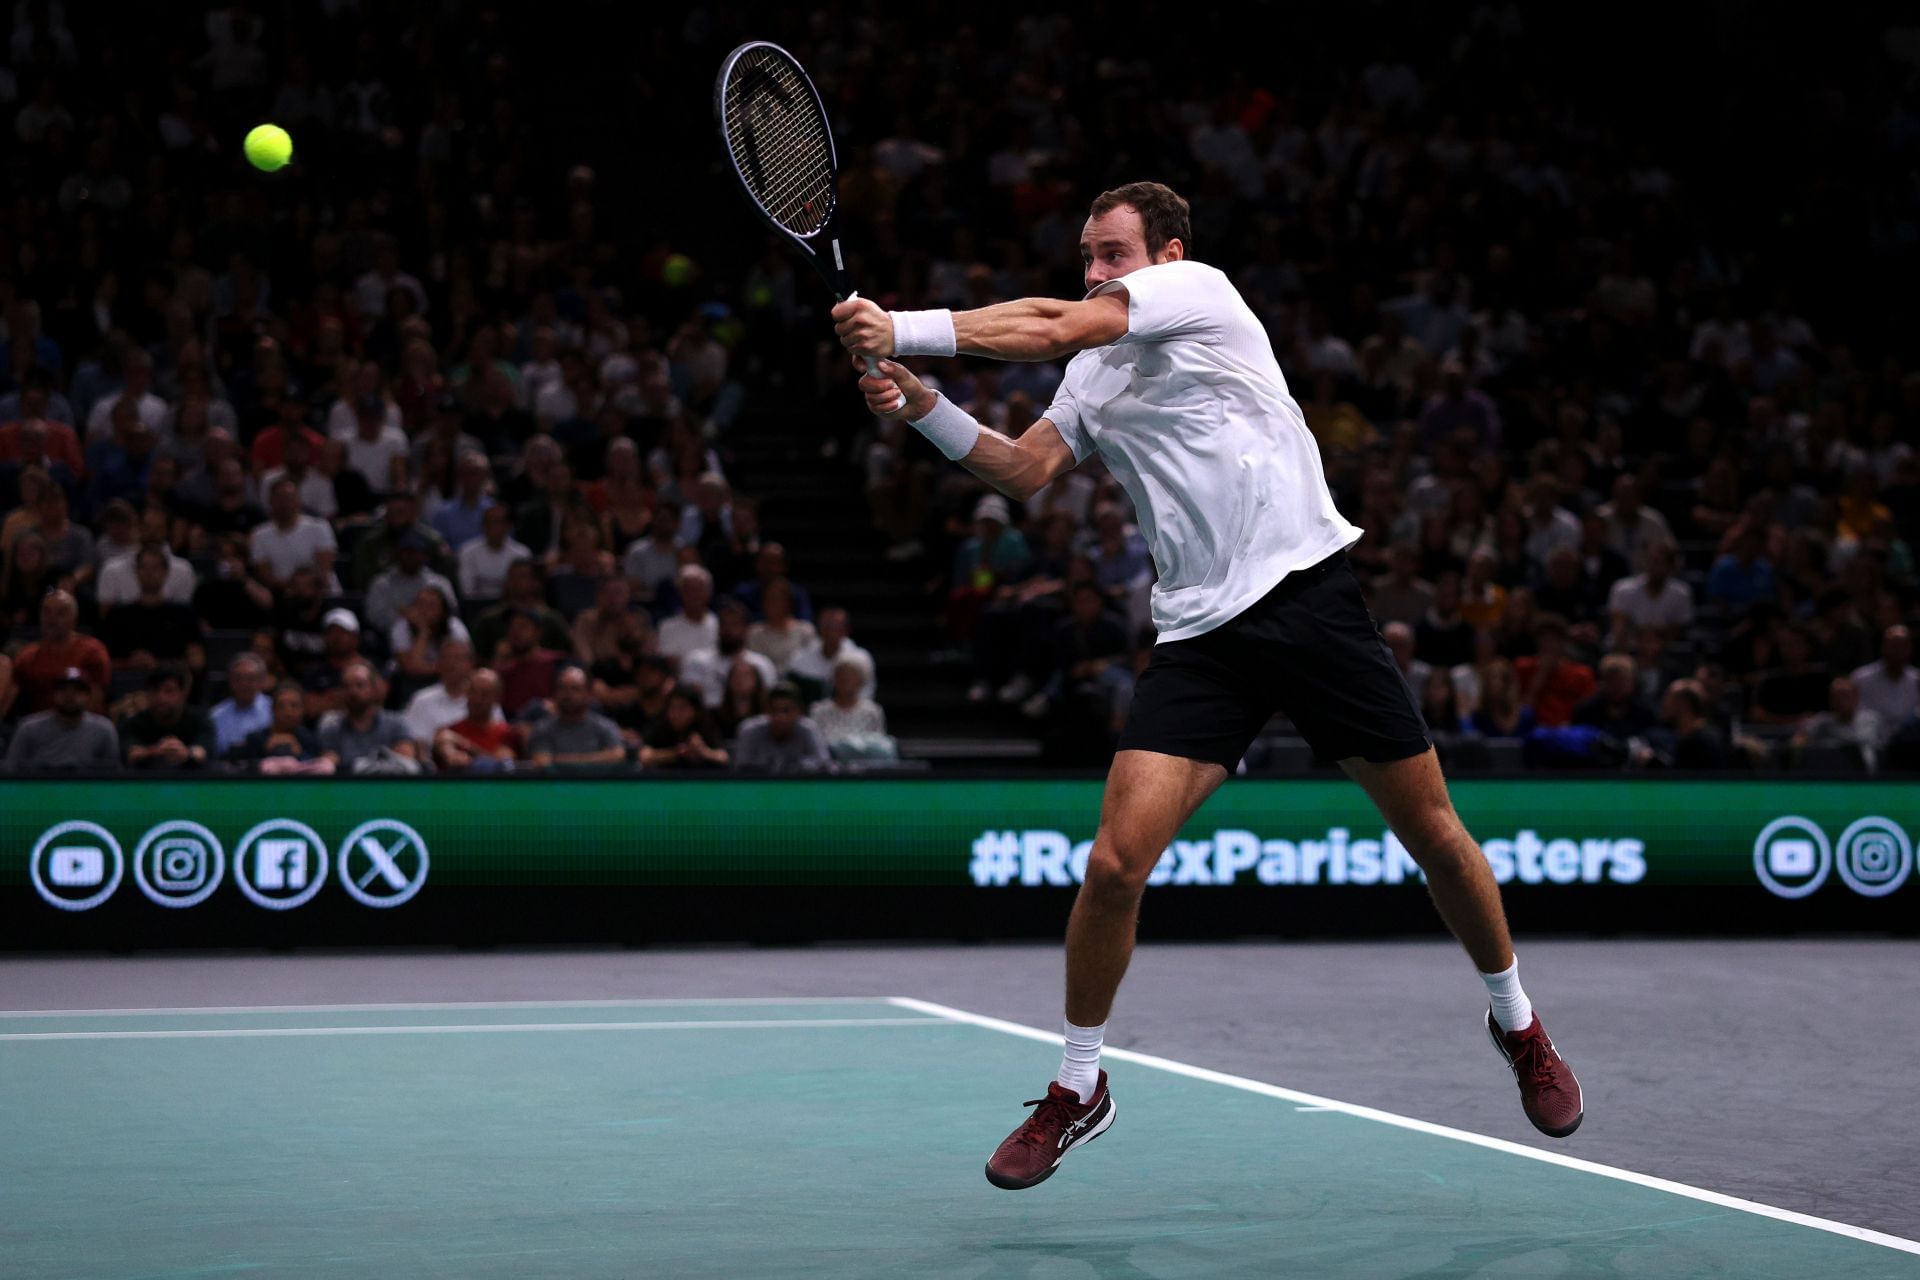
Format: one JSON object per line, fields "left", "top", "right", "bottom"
{"left": 0, "top": 0, "right": 894, "bottom": 774}
{"left": 1, "top": 3, "right": 1917, "bottom": 775}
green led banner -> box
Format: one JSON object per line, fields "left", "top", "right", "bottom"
{"left": 2, "top": 779, "right": 1914, "bottom": 945}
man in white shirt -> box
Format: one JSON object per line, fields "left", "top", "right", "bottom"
{"left": 834, "top": 181, "right": 1581, "bottom": 1184}
{"left": 679, "top": 600, "right": 778, "bottom": 707}
{"left": 457, "top": 504, "right": 531, "bottom": 602}
{"left": 1850, "top": 626, "right": 1916, "bottom": 744}
{"left": 784, "top": 607, "right": 876, "bottom": 701}
{"left": 259, "top": 430, "right": 337, "bottom": 518}
{"left": 335, "top": 390, "right": 409, "bottom": 493}
{"left": 83, "top": 351, "right": 168, "bottom": 442}
{"left": 97, "top": 507, "right": 195, "bottom": 606}
{"left": 657, "top": 564, "right": 719, "bottom": 665}
{"left": 1595, "top": 475, "right": 1674, "bottom": 571}
{"left": 402, "top": 639, "right": 490, "bottom": 748}
{"left": 1606, "top": 539, "right": 1693, "bottom": 645}
{"left": 364, "top": 534, "right": 457, "bottom": 634}
{"left": 250, "top": 476, "right": 338, "bottom": 590}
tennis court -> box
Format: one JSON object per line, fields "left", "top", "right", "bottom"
{"left": 6, "top": 976, "right": 1917, "bottom": 1279}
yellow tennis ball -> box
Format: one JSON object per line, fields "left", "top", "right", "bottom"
{"left": 662, "top": 253, "right": 695, "bottom": 286}
{"left": 244, "top": 124, "right": 293, "bottom": 172}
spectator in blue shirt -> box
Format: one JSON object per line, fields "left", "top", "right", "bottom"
{"left": 84, "top": 400, "right": 156, "bottom": 516}
{"left": 1707, "top": 524, "right": 1776, "bottom": 610}
{"left": 211, "top": 652, "right": 274, "bottom": 759}
{"left": 430, "top": 449, "right": 495, "bottom": 550}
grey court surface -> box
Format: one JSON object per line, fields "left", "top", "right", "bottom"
{"left": 2, "top": 940, "right": 1917, "bottom": 1278}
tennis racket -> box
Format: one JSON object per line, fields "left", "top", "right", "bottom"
{"left": 714, "top": 40, "right": 893, "bottom": 396}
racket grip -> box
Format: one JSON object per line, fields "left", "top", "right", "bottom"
{"left": 844, "top": 291, "right": 901, "bottom": 411}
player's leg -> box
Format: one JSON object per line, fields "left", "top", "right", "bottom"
{"left": 1065, "top": 748, "right": 1229, "bottom": 1028}
{"left": 1339, "top": 747, "right": 1510, "bottom": 974}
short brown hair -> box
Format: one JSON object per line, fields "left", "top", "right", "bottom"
{"left": 1087, "top": 182, "right": 1191, "bottom": 255}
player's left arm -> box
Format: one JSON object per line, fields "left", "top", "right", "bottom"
{"left": 833, "top": 293, "right": 1129, "bottom": 364}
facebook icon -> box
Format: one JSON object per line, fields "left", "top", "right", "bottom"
{"left": 235, "top": 821, "right": 328, "bottom": 910}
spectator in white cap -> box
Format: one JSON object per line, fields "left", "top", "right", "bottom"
{"left": 300, "top": 607, "right": 365, "bottom": 716}
{"left": 948, "top": 493, "right": 1033, "bottom": 649}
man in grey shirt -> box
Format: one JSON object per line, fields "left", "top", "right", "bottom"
{"left": 317, "top": 660, "right": 419, "bottom": 770}
{"left": 5, "top": 667, "right": 120, "bottom": 771}
{"left": 526, "top": 665, "right": 625, "bottom": 769}
{"left": 732, "top": 682, "right": 831, "bottom": 773}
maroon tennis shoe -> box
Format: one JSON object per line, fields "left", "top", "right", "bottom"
{"left": 984, "top": 1070, "right": 1117, "bottom": 1189}
{"left": 1487, "top": 1010, "right": 1583, "bottom": 1137}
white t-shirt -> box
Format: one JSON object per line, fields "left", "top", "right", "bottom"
{"left": 680, "top": 646, "right": 779, "bottom": 708}
{"left": 334, "top": 423, "right": 410, "bottom": 491}
{"left": 1607, "top": 574, "right": 1694, "bottom": 632}
{"left": 96, "top": 551, "right": 197, "bottom": 606}
{"left": 657, "top": 612, "right": 720, "bottom": 664}
{"left": 1849, "top": 662, "right": 1918, "bottom": 735}
{"left": 1044, "top": 260, "right": 1360, "bottom": 641}
{"left": 457, "top": 535, "right": 532, "bottom": 601}
{"left": 250, "top": 516, "right": 337, "bottom": 583}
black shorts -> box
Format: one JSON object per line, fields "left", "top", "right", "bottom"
{"left": 1117, "top": 551, "right": 1431, "bottom": 769}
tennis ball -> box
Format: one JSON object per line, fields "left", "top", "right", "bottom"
{"left": 244, "top": 124, "right": 293, "bottom": 172}
{"left": 662, "top": 253, "right": 696, "bottom": 287}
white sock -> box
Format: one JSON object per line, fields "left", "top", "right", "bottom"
{"left": 1481, "top": 958, "right": 1534, "bottom": 1033}
{"left": 1056, "top": 1020, "right": 1105, "bottom": 1104}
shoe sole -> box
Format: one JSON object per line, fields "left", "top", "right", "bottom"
{"left": 1485, "top": 1015, "right": 1584, "bottom": 1138}
{"left": 984, "top": 1094, "right": 1118, "bottom": 1190}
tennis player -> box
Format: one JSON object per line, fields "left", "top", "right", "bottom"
{"left": 833, "top": 182, "right": 1581, "bottom": 1190}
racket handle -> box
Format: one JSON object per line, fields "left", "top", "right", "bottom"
{"left": 844, "top": 291, "right": 901, "bottom": 411}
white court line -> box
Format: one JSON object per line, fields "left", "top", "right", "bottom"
{"left": 0, "top": 996, "right": 889, "bottom": 1018}
{"left": 889, "top": 996, "right": 1920, "bottom": 1259}
{"left": 0, "top": 1016, "right": 950, "bottom": 1042}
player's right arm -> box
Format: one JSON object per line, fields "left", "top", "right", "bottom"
{"left": 858, "top": 360, "right": 1075, "bottom": 501}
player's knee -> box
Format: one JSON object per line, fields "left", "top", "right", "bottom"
{"left": 1082, "top": 840, "right": 1152, "bottom": 906}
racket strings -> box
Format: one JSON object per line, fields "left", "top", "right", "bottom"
{"left": 723, "top": 51, "right": 834, "bottom": 236}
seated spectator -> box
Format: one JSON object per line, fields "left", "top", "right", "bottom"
{"left": 259, "top": 429, "right": 336, "bottom": 519}
{"left": 1596, "top": 474, "right": 1674, "bottom": 570}
{"left": 1521, "top": 475, "right": 1581, "bottom": 571}
{"left": 1032, "top": 579, "right": 1131, "bottom": 725}
{"left": 809, "top": 657, "right": 892, "bottom": 759}
{"left": 785, "top": 607, "right": 876, "bottom": 704}
{"left": 402, "top": 638, "right": 484, "bottom": 749}
{"left": 658, "top": 564, "right": 719, "bottom": 665}
{"left": 250, "top": 476, "right": 338, "bottom": 592}
{"left": 272, "top": 566, "right": 331, "bottom": 673}
{"left": 1653, "top": 678, "right": 1733, "bottom": 769}
{"left": 1707, "top": 524, "right": 1776, "bottom": 611}
{"left": 1370, "top": 543, "right": 1433, "bottom": 628}
{"left": 493, "top": 608, "right": 567, "bottom": 718}
{"left": 429, "top": 449, "right": 494, "bottom": 551}
{"left": 433, "top": 668, "right": 523, "bottom": 772}
{"left": 351, "top": 491, "right": 452, "bottom": 590}
{"left": 622, "top": 499, "right": 683, "bottom": 605}
{"left": 1572, "top": 654, "right": 1657, "bottom": 740}
{"left": 572, "top": 576, "right": 647, "bottom": 666}
{"left": 1383, "top": 620, "right": 1432, "bottom": 702}
{"left": 1463, "top": 657, "right": 1536, "bottom": 737}
{"left": 526, "top": 665, "right": 626, "bottom": 769}
{"left": 1749, "top": 626, "right": 1830, "bottom": 725}
{"left": 120, "top": 664, "right": 214, "bottom": 769}
{"left": 366, "top": 534, "right": 458, "bottom": 636}
{"left": 1414, "top": 572, "right": 1477, "bottom": 668}
{"left": 1, "top": 531, "right": 56, "bottom": 628}
{"left": 1606, "top": 539, "right": 1692, "bottom": 647}
{"left": 745, "top": 579, "right": 817, "bottom": 672}
{"left": 13, "top": 590, "right": 111, "bottom": 715}
{"left": 28, "top": 484, "right": 95, "bottom": 583}
{"left": 597, "top": 650, "right": 672, "bottom": 735}
{"left": 1514, "top": 614, "right": 1596, "bottom": 728}
{"left": 682, "top": 599, "right": 778, "bottom": 707}
{"left": 194, "top": 534, "right": 276, "bottom": 631}
{"left": 248, "top": 393, "right": 328, "bottom": 476}
{"left": 1794, "top": 676, "right": 1883, "bottom": 770}
{"left": 1420, "top": 666, "right": 1468, "bottom": 735}
{"left": 457, "top": 504, "right": 533, "bottom": 603}
{"left": 640, "top": 685, "right": 729, "bottom": 769}
{"left": 300, "top": 607, "right": 367, "bottom": 715}
{"left": 1531, "top": 547, "right": 1604, "bottom": 640}
{"left": 713, "top": 657, "right": 770, "bottom": 740}
{"left": 236, "top": 684, "right": 334, "bottom": 774}
{"left": 546, "top": 515, "right": 613, "bottom": 620}
{"left": 99, "top": 547, "right": 206, "bottom": 671}
{"left": 97, "top": 507, "right": 195, "bottom": 607}
{"left": 190, "top": 455, "right": 268, "bottom": 540}
{"left": 1850, "top": 625, "right": 1916, "bottom": 744}
{"left": 210, "top": 653, "right": 273, "bottom": 758}
{"left": 1574, "top": 510, "right": 1633, "bottom": 601}
{"left": 85, "top": 400, "right": 157, "bottom": 514}
{"left": 84, "top": 351, "right": 166, "bottom": 439}
{"left": 1456, "top": 547, "right": 1507, "bottom": 631}
{"left": 732, "top": 541, "right": 815, "bottom": 622}
{"left": 731, "top": 682, "right": 830, "bottom": 772}
{"left": 335, "top": 386, "right": 410, "bottom": 495}
{"left": 947, "top": 494, "right": 1032, "bottom": 642}
{"left": 4, "top": 666, "right": 119, "bottom": 771}
{"left": 317, "top": 659, "right": 418, "bottom": 770}
{"left": 473, "top": 559, "right": 574, "bottom": 659}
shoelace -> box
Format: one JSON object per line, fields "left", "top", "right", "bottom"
{"left": 1014, "top": 1090, "right": 1081, "bottom": 1147}
{"left": 1510, "top": 1035, "right": 1561, "bottom": 1090}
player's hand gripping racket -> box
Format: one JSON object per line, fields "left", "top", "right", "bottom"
{"left": 714, "top": 40, "right": 902, "bottom": 410}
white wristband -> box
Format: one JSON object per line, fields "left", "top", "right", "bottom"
{"left": 908, "top": 393, "right": 983, "bottom": 461}
{"left": 889, "top": 308, "right": 957, "bottom": 358}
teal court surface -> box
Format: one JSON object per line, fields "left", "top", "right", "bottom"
{"left": 3, "top": 996, "right": 1917, "bottom": 1280}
